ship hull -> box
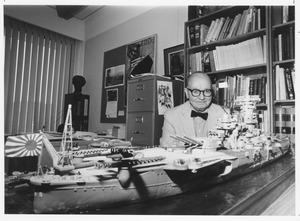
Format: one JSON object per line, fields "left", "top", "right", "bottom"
{"left": 31, "top": 141, "right": 290, "bottom": 214}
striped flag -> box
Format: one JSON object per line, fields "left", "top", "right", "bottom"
{"left": 5, "top": 133, "right": 43, "bottom": 157}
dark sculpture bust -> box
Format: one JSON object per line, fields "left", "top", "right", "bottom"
{"left": 72, "top": 75, "right": 86, "bottom": 94}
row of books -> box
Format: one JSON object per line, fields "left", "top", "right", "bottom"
{"left": 275, "top": 107, "right": 295, "bottom": 142}
{"left": 187, "top": 6, "right": 264, "bottom": 47}
{"left": 257, "top": 110, "right": 270, "bottom": 133}
{"left": 275, "top": 66, "right": 295, "bottom": 100}
{"left": 272, "top": 6, "right": 295, "bottom": 26}
{"left": 213, "top": 74, "right": 267, "bottom": 108}
{"left": 273, "top": 26, "right": 295, "bottom": 61}
{"left": 190, "top": 37, "right": 265, "bottom": 72}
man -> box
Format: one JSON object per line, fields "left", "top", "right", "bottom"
{"left": 160, "top": 72, "right": 227, "bottom": 147}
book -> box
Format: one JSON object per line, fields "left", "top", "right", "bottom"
{"left": 263, "top": 35, "right": 267, "bottom": 62}
{"left": 188, "top": 25, "right": 196, "bottom": 47}
{"left": 190, "top": 54, "right": 197, "bottom": 72}
{"left": 260, "top": 76, "right": 267, "bottom": 103}
{"left": 231, "top": 13, "right": 242, "bottom": 37}
{"left": 218, "top": 17, "right": 230, "bottom": 40}
{"left": 252, "top": 7, "right": 257, "bottom": 31}
{"left": 202, "top": 51, "right": 211, "bottom": 72}
{"left": 257, "top": 8, "right": 261, "bottom": 29}
{"left": 210, "top": 18, "right": 222, "bottom": 42}
{"left": 208, "top": 50, "right": 216, "bottom": 72}
{"left": 290, "top": 26, "right": 294, "bottom": 59}
{"left": 285, "top": 107, "right": 295, "bottom": 142}
{"left": 257, "top": 110, "right": 267, "bottom": 131}
{"left": 223, "top": 18, "right": 233, "bottom": 39}
{"left": 275, "top": 107, "right": 286, "bottom": 134}
{"left": 288, "top": 6, "right": 295, "bottom": 21}
{"left": 274, "top": 36, "right": 279, "bottom": 61}
{"left": 212, "top": 49, "right": 219, "bottom": 71}
{"left": 284, "top": 68, "right": 295, "bottom": 100}
{"left": 249, "top": 79, "right": 254, "bottom": 95}
{"left": 274, "top": 107, "right": 295, "bottom": 141}
{"left": 194, "top": 23, "right": 201, "bottom": 46}
{"left": 283, "top": 31, "right": 289, "bottom": 60}
{"left": 215, "top": 17, "right": 226, "bottom": 41}
{"left": 244, "top": 6, "right": 254, "bottom": 33}
{"left": 205, "top": 19, "right": 216, "bottom": 43}
{"left": 291, "top": 67, "right": 295, "bottom": 90}
{"left": 200, "top": 24, "right": 209, "bottom": 45}
{"left": 227, "top": 14, "right": 238, "bottom": 38}
{"left": 275, "top": 65, "right": 288, "bottom": 100}
{"left": 237, "top": 9, "right": 248, "bottom": 36}
{"left": 272, "top": 6, "right": 283, "bottom": 25}
{"left": 282, "top": 6, "right": 289, "bottom": 23}
{"left": 278, "top": 34, "right": 282, "bottom": 61}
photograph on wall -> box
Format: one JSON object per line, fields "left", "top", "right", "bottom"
{"left": 157, "top": 81, "right": 174, "bottom": 115}
{"left": 164, "top": 44, "right": 184, "bottom": 77}
{"left": 105, "top": 88, "right": 118, "bottom": 118}
{"left": 125, "top": 34, "right": 157, "bottom": 78}
{"left": 105, "top": 64, "right": 125, "bottom": 88}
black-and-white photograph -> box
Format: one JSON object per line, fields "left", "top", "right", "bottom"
{"left": 164, "top": 44, "right": 184, "bottom": 76}
{"left": 3, "top": 2, "right": 297, "bottom": 219}
{"left": 104, "top": 64, "right": 125, "bottom": 88}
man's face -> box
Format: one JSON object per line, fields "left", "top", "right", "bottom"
{"left": 184, "top": 76, "right": 212, "bottom": 112}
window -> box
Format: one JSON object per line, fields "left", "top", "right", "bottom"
{"left": 4, "top": 16, "right": 78, "bottom": 134}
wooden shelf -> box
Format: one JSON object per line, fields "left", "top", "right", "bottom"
{"left": 187, "top": 29, "right": 266, "bottom": 54}
{"left": 273, "top": 59, "right": 295, "bottom": 67}
{"left": 272, "top": 20, "right": 295, "bottom": 30}
{"left": 273, "top": 100, "right": 295, "bottom": 106}
{"left": 206, "top": 63, "right": 267, "bottom": 77}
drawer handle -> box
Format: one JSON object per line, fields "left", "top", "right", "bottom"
{"left": 132, "top": 131, "right": 144, "bottom": 134}
{"left": 136, "top": 84, "right": 144, "bottom": 91}
{"left": 135, "top": 117, "right": 144, "bottom": 123}
{"left": 133, "top": 98, "right": 145, "bottom": 102}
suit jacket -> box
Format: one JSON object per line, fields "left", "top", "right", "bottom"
{"left": 160, "top": 101, "right": 227, "bottom": 147}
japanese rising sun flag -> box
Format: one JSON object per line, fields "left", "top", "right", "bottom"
{"left": 5, "top": 133, "right": 43, "bottom": 157}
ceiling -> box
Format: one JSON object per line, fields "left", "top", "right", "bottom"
{"left": 49, "top": 5, "right": 105, "bottom": 20}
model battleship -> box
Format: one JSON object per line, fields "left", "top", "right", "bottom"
{"left": 5, "top": 97, "right": 292, "bottom": 213}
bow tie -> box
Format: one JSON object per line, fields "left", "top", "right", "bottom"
{"left": 191, "top": 110, "right": 208, "bottom": 120}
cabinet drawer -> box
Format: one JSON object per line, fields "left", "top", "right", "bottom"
{"left": 126, "top": 112, "right": 153, "bottom": 145}
{"left": 127, "top": 80, "right": 154, "bottom": 112}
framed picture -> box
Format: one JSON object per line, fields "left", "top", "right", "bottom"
{"left": 104, "top": 64, "right": 125, "bottom": 88}
{"left": 125, "top": 34, "right": 157, "bottom": 78}
{"left": 164, "top": 44, "right": 184, "bottom": 76}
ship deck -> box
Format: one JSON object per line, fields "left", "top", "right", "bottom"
{"left": 5, "top": 152, "right": 295, "bottom": 215}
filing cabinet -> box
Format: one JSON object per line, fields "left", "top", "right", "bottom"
{"left": 126, "top": 75, "right": 183, "bottom": 146}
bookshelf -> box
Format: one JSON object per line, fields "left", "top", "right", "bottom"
{"left": 184, "top": 6, "right": 271, "bottom": 131}
{"left": 270, "top": 6, "right": 295, "bottom": 140}
{"left": 184, "top": 5, "right": 295, "bottom": 135}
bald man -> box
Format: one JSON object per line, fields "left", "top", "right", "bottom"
{"left": 160, "top": 73, "right": 227, "bottom": 147}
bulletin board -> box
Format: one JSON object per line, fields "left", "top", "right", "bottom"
{"left": 100, "top": 45, "right": 127, "bottom": 123}
{"left": 100, "top": 34, "right": 157, "bottom": 123}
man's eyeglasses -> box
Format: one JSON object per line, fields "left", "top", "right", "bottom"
{"left": 187, "top": 88, "right": 212, "bottom": 97}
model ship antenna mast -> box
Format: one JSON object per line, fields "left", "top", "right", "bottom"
{"left": 58, "top": 104, "right": 74, "bottom": 166}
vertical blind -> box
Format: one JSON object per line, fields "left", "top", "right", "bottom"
{"left": 4, "top": 16, "right": 78, "bottom": 135}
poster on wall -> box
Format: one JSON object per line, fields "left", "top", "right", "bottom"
{"left": 105, "top": 88, "right": 118, "bottom": 118}
{"left": 157, "top": 81, "right": 174, "bottom": 115}
{"left": 105, "top": 64, "right": 125, "bottom": 88}
{"left": 125, "top": 34, "right": 157, "bottom": 78}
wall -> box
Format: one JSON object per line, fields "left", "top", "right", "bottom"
{"left": 83, "top": 6, "right": 188, "bottom": 138}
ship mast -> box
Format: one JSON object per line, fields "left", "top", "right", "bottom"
{"left": 57, "top": 104, "right": 74, "bottom": 168}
